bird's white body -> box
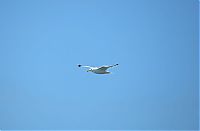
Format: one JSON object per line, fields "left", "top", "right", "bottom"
{"left": 78, "top": 64, "right": 118, "bottom": 74}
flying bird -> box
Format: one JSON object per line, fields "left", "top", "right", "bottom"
{"left": 78, "top": 64, "right": 119, "bottom": 74}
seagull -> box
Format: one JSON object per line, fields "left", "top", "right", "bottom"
{"left": 78, "top": 64, "right": 119, "bottom": 74}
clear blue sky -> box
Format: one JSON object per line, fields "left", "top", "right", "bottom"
{"left": 0, "top": 0, "right": 198, "bottom": 130}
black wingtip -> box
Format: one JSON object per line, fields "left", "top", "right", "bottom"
{"left": 78, "top": 64, "right": 81, "bottom": 67}
{"left": 116, "top": 64, "right": 119, "bottom": 66}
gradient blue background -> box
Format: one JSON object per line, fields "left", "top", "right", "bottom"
{"left": 0, "top": 0, "right": 198, "bottom": 130}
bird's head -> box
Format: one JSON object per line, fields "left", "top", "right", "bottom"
{"left": 87, "top": 69, "right": 92, "bottom": 72}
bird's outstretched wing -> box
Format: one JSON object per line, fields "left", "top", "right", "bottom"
{"left": 98, "top": 64, "right": 119, "bottom": 71}
{"left": 78, "top": 64, "right": 93, "bottom": 69}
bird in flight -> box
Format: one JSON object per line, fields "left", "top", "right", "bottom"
{"left": 78, "top": 64, "right": 119, "bottom": 74}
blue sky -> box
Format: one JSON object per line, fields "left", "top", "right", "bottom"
{"left": 0, "top": 0, "right": 198, "bottom": 130}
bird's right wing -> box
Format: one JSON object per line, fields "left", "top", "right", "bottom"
{"left": 98, "top": 64, "right": 119, "bottom": 71}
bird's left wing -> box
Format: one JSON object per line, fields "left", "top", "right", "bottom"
{"left": 78, "top": 64, "right": 94, "bottom": 69}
